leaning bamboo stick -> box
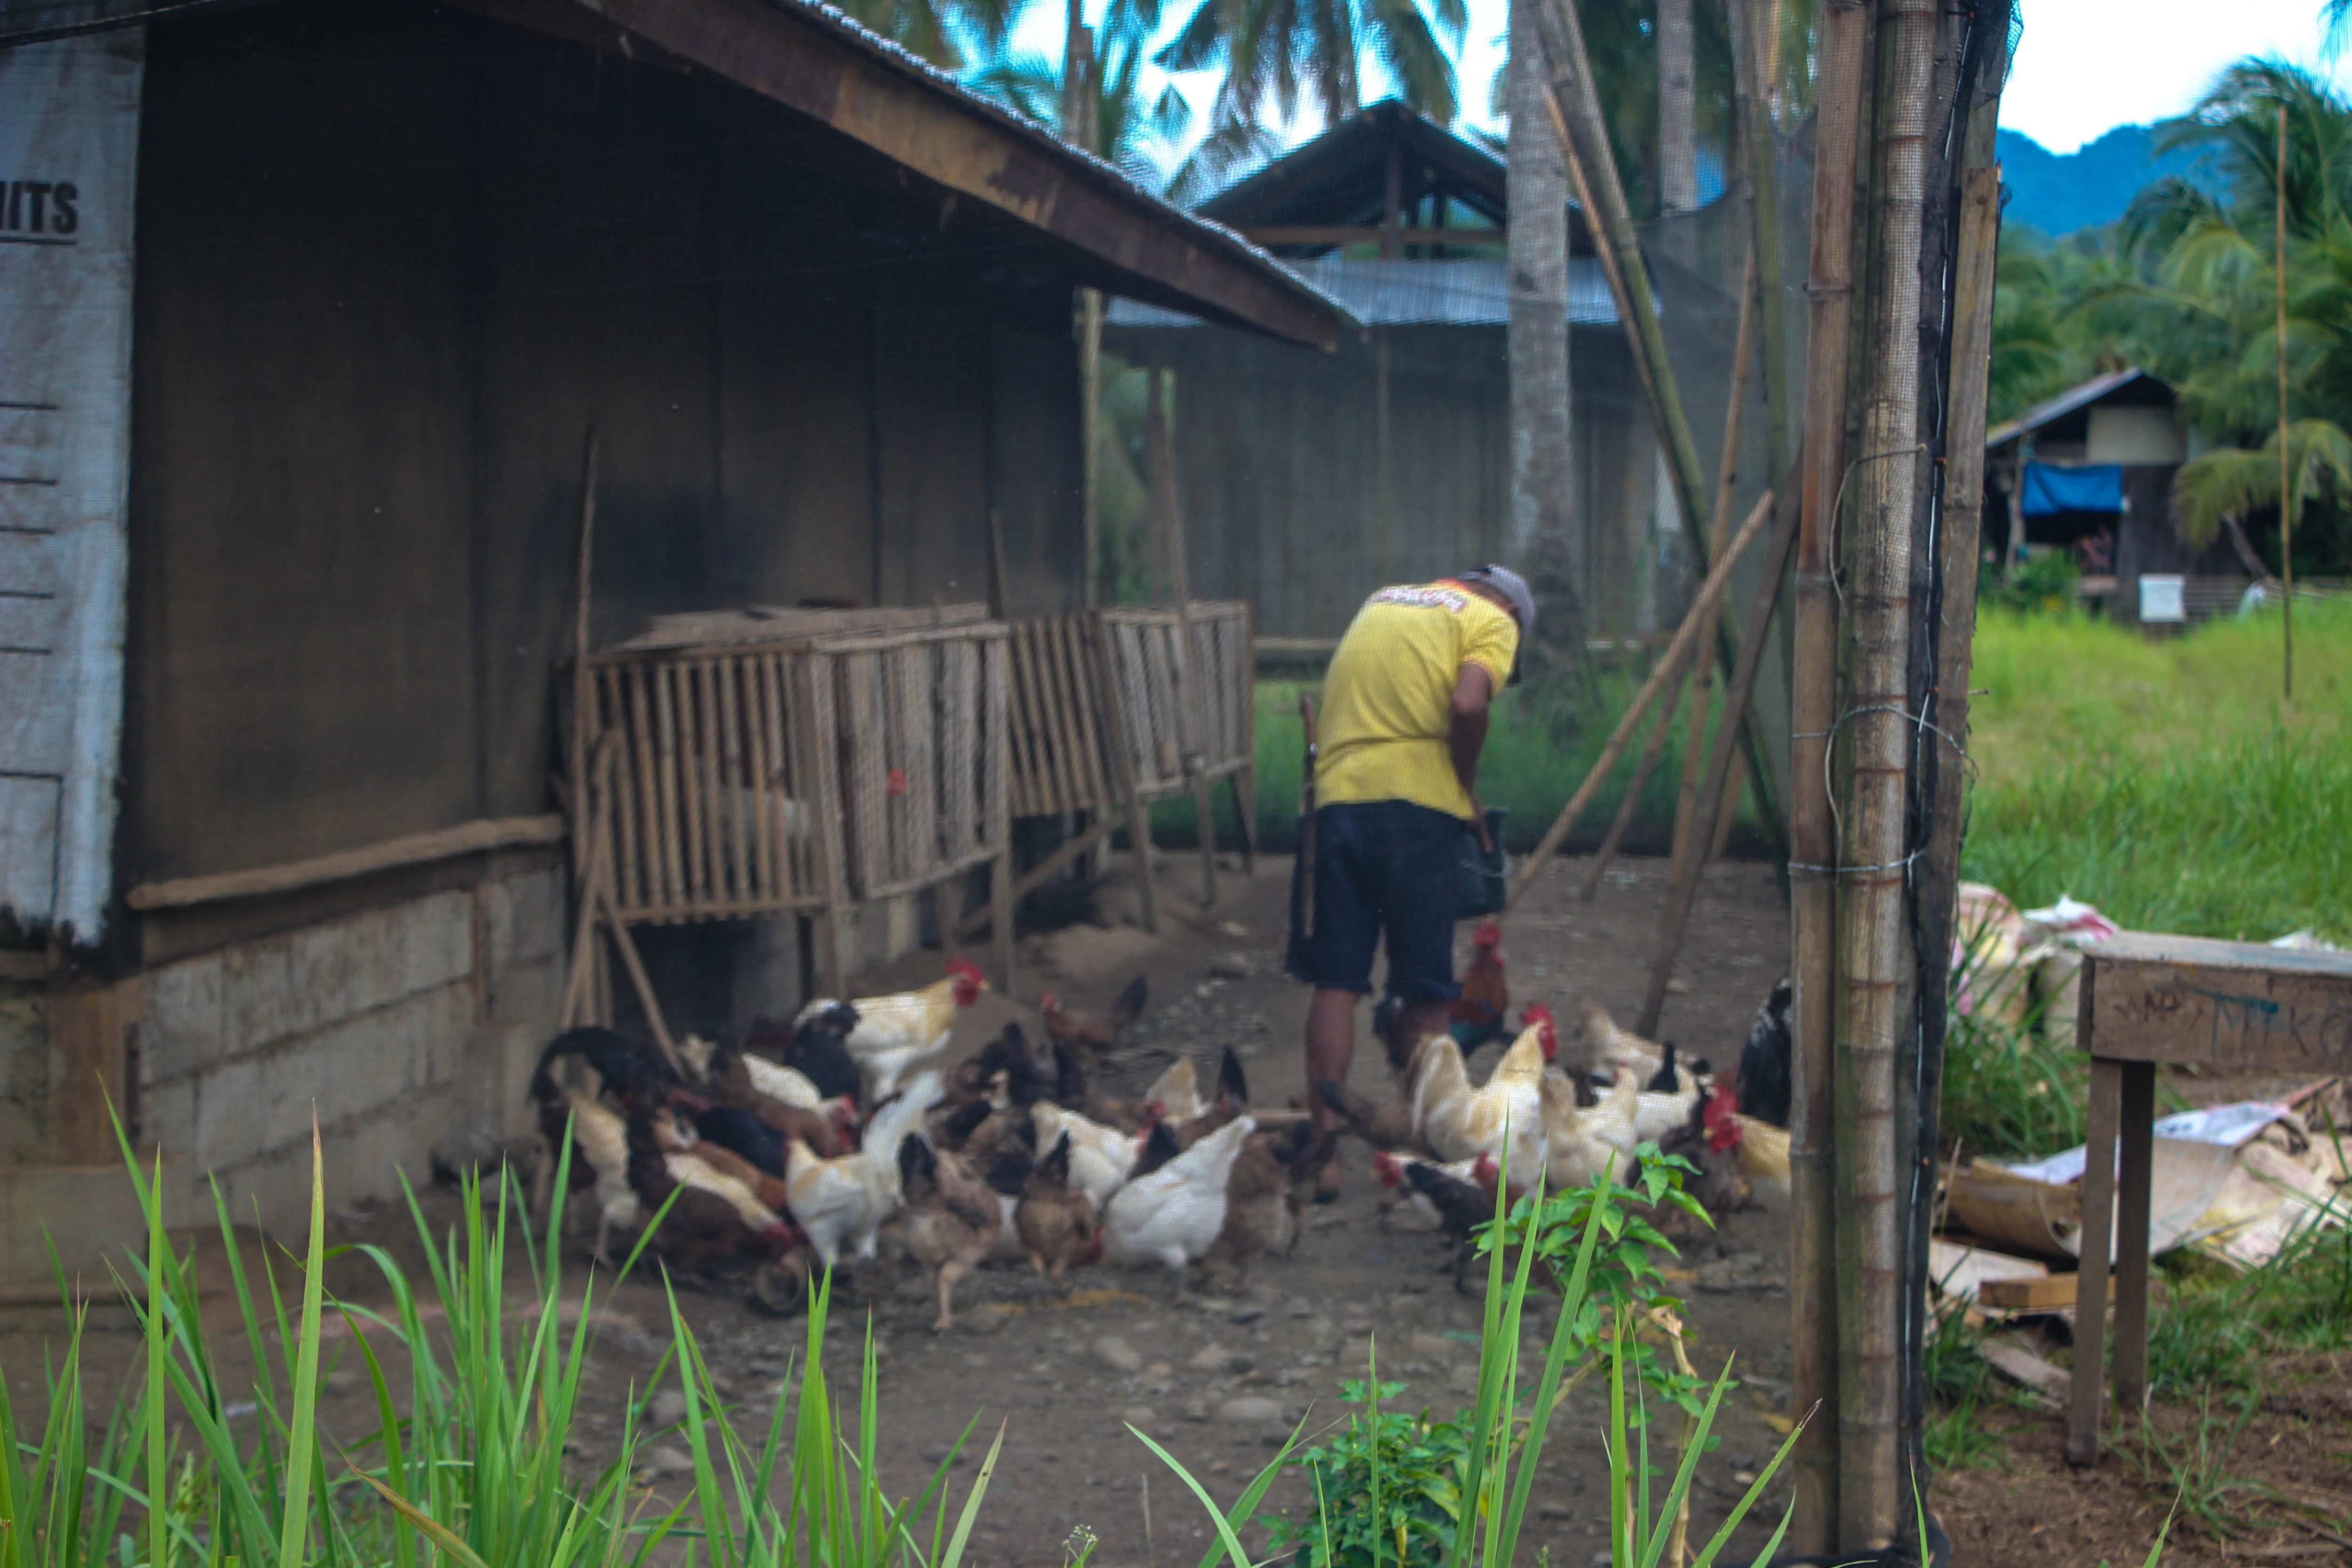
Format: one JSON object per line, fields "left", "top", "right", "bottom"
{"left": 1530, "top": 0, "right": 1784, "bottom": 844}
{"left": 1788, "top": 0, "right": 1876, "bottom": 1548}
{"left": 1507, "top": 490, "right": 1773, "bottom": 907}
{"left": 1635, "top": 490, "right": 1799, "bottom": 1039}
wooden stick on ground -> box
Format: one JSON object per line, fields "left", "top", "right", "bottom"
{"left": 1635, "top": 489, "right": 1800, "bottom": 1038}
{"left": 1506, "top": 490, "right": 1774, "bottom": 908}
{"left": 597, "top": 879, "right": 679, "bottom": 1075}
{"left": 559, "top": 742, "right": 615, "bottom": 1030}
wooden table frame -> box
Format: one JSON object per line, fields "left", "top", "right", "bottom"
{"left": 2067, "top": 931, "right": 2352, "bottom": 1465}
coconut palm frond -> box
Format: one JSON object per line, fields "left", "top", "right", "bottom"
{"left": 2172, "top": 419, "right": 2352, "bottom": 547}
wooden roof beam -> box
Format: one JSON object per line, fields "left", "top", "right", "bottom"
{"left": 570, "top": 0, "right": 1343, "bottom": 350}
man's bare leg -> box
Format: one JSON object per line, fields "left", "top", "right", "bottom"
{"left": 1305, "top": 990, "right": 1454, "bottom": 1196}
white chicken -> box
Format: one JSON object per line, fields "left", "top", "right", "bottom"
{"left": 560, "top": 1090, "right": 641, "bottom": 1264}
{"left": 806, "top": 957, "right": 988, "bottom": 1102}
{"left": 1102, "top": 1115, "right": 1256, "bottom": 1290}
{"left": 1409, "top": 1014, "right": 1556, "bottom": 1186}
{"left": 1575, "top": 998, "right": 1666, "bottom": 1082}
{"left": 1030, "top": 1101, "right": 1143, "bottom": 1210}
{"left": 786, "top": 1071, "right": 943, "bottom": 1268}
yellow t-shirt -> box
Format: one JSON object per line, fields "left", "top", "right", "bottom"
{"left": 1316, "top": 581, "right": 1520, "bottom": 820}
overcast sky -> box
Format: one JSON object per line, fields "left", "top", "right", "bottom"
{"left": 1006, "top": 0, "right": 2352, "bottom": 172}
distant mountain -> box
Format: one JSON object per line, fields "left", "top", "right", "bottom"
{"left": 1996, "top": 125, "right": 2225, "bottom": 236}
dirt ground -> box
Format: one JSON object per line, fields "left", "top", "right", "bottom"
{"left": 8, "top": 851, "right": 2334, "bottom": 1566}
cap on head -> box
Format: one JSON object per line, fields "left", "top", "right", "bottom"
{"left": 1460, "top": 564, "right": 1535, "bottom": 638}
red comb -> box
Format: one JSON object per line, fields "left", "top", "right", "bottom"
{"left": 1372, "top": 1149, "right": 1403, "bottom": 1188}
{"left": 946, "top": 955, "right": 985, "bottom": 984}
{"left": 1039, "top": 989, "right": 1062, "bottom": 1012}
{"left": 1474, "top": 920, "right": 1502, "bottom": 948}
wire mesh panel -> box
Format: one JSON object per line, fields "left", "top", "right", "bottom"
{"left": 1097, "top": 600, "right": 1255, "bottom": 801}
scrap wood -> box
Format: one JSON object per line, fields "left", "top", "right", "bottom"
{"left": 1979, "top": 1337, "right": 2067, "bottom": 1405}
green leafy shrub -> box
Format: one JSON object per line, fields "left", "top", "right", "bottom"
{"left": 1260, "top": 1377, "right": 1470, "bottom": 1568}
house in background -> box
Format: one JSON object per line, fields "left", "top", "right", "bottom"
{"left": 1103, "top": 101, "right": 1770, "bottom": 645}
{"left": 0, "top": 0, "right": 1339, "bottom": 1280}
{"left": 1984, "top": 368, "right": 2245, "bottom": 621}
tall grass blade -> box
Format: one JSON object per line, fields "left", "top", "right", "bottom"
{"left": 145, "top": 1145, "right": 169, "bottom": 1568}
{"left": 1127, "top": 1426, "right": 1258, "bottom": 1568}
{"left": 939, "top": 1421, "right": 1008, "bottom": 1568}
{"left": 275, "top": 1112, "right": 330, "bottom": 1568}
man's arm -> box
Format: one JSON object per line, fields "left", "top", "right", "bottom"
{"left": 1449, "top": 662, "right": 1495, "bottom": 850}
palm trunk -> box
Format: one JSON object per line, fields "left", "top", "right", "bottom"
{"left": 1657, "top": 0, "right": 1697, "bottom": 214}
{"left": 1508, "top": 0, "right": 1581, "bottom": 643}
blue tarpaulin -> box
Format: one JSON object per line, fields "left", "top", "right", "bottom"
{"left": 2022, "top": 462, "right": 2124, "bottom": 517}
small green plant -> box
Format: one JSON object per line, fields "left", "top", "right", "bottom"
{"left": 1980, "top": 547, "right": 2082, "bottom": 614}
{"left": 1259, "top": 1374, "right": 1470, "bottom": 1568}
{"left": 1145, "top": 1166, "right": 1806, "bottom": 1568}
{"left": 1481, "top": 1145, "right": 1714, "bottom": 1422}
{"left": 1919, "top": 1303, "right": 2006, "bottom": 1472}
{"left": 2135, "top": 1391, "right": 2279, "bottom": 1543}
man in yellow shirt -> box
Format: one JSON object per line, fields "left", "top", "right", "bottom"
{"left": 1290, "top": 565, "right": 1532, "bottom": 1183}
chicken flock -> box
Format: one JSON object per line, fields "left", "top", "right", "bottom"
{"left": 529, "top": 925, "right": 1779, "bottom": 1327}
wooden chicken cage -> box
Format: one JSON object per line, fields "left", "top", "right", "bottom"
{"left": 987, "top": 600, "right": 1257, "bottom": 932}
{"left": 576, "top": 604, "right": 1011, "bottom": 995}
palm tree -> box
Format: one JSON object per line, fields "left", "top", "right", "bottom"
{"left": 835, "top": 0, "right": 1022, "bottom": 70}
{"left": 2173, "top": 419, "right": 2352, "bottom": 577}
{"left": 1152, "top": 0, "right": 1468, "bottom": 177}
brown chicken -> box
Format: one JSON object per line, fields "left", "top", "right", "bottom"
{"left": 898, "top": 1133, "right": 1012, "bottom": 1331}
{"left": 1448, "top": 920, "right": 1511, "bottom": 1052}
{"left": 1204, "top": 1121, "right": 1330, "bottom": 1281}
{"left": 700, "top": 1039, "right": 856, "bottom": 1157}
{"left": 1040, "top": 974, "right": 1149, "bottom": 1067}
{"left": 623, "top": 1105, "right": 798, "bottom": 1275}
{"left": 942, "top": 1022, "right": 1043, "bottom": 1112}
{"left": 644, "top": 1101, "right": 794, "bottom": 1214}
{"left": 1014, "top": 1130, "right": 1098, "bottom": 1284}
{"left": 1313, "top": 1079, "right": 1428, "bottom": 1154}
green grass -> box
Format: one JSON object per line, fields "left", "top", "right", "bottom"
{"left": 1962, "top": 602, "right": 2352, "bottom": 943}
{"left": 12, "top": 1122, "right": 1840, "bottom": 1568}
{"left": 1169, "top": 673, "right": 1761, "bottom": 856}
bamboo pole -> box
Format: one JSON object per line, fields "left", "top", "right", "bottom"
{"left": 1635, "top": 489, "right": 1798, "bottom": 1039}
{"left": 570, "top": 428, "right": 602, "bottom": 1013}
{"left": 1832, "top": 0, "right": 1939, "bottom": 1548}
{"left": 1529, "top": 1, "right": 1784, "bottom": 844}
{"left": 1789, "top": 0, "right": 1877, "bottom": 1550}
{"left": 1668, "top": 243, "right": 1759, "bottom": 883}
{"left": 1508, "top": 490, "right": 1773, "bottom": 906}
{"left": 2279, "top": 101, "right": 2295, "bottom": 700}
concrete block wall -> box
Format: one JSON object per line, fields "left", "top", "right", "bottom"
{"left": 139, "top": 869, "right": 564, "bottom": 1233}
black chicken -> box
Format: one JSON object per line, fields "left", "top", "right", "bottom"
{"left": 1733, "top": 977, "right": 1793, "bottom": 1129}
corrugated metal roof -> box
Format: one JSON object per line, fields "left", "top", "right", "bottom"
{"left": 1985, "top": 367, "right": 2169, "bottom": 449}
{"left": 1107, "top": 256, "right": 1618, "bottom": 328}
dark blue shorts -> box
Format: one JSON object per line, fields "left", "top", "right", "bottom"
{"left": 1286, "top": 800, "right": 1463, "bottom": 1003}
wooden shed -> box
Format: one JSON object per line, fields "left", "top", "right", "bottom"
{"left": 0, "top": 0, "right": 1342, "bottom": 1273}
{"left": 1984, "top": 369, "right": 2245, "bottom": 622}
{"left": 1104, "top": 101, "right": 1766, "bottom": 644}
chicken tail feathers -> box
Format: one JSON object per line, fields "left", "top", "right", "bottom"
{"left": 1111, "top": 974, "right": 1150, "bottom": 1030}
{"left": 1216, "top": 1046, "right": 1249, "bottom": 1109}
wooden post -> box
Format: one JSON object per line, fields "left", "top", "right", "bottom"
{"left": 1508, "top": 491, "right": 1773, "bottom": 905}
{"left": 570, "top": 428, "right": 602, "bottom": 1014}
{"left": 1788, "top": 0, "right": 1876, "bottom": 1545}
{"left": 2277, "top": 101, "right": 2295, "bottom": 700}
{"left": 2067, "top": 1054, "right": 2124, "bottom": 1465}
{"left": 1151, "top": 365, "right": 1218, "bottom": 907}
{"left": 1089, "top": 613, "right": 1159, "bottom": 932}
{"left": 1634, "top": 488, "right": 1799, "bottom": 1038}
{"left": 801, "top": 651, "right": 857, "bottom": 995}
{"left": 985, "top": 637, "right": 1016, "bottom": 991}
{"left": 2112, "top": 1060, "right": 2158, "bottom": 1416}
